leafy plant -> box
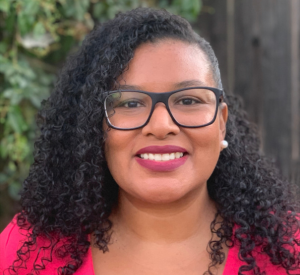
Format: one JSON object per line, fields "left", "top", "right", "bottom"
{"left": 0, "top": 0, "right": 201, "bottom": 222}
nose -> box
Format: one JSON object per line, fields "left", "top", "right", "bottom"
{"left": 141, "top": 103, "right": 180, "bottom": 139}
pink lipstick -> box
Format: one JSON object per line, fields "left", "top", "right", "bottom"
{"left": 135, "top": 145, "right": 188, "bottom": 172}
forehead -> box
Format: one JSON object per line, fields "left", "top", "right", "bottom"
{"left": 118, "top": 39, "right": 215, "bottom": 91}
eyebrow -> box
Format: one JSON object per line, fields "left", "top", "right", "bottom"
{"left": 173, "top": 80, "right": 207, "bottom": 89}
{"left": 116, "top": 80, "right": 208, "bottom": 91}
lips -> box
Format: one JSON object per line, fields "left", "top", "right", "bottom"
{"left": 135, "top": 145, "right": 188, "bottom": 172}
{"left": 136, "top": 145, "right": 187, "bottom": 155}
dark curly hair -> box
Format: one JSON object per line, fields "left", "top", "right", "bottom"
{"left": 8, "top": 7, "right": 300, "bottom": 275}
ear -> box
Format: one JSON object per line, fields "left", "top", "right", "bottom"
{"left": 219, "top": 102, "right": 228, "bottom": 142}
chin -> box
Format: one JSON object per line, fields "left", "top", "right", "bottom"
{"left": 139, "top": 194, "right": 184, "bottom": 205}
{"left": 132, "top": 182, "right": 192, "bottom": 204}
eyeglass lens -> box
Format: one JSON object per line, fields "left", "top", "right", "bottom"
{"left": 105, "top": 88, "right": 217, "bottom": 129}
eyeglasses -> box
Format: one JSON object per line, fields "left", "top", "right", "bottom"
{"left": 104, "top": 87, "right": 224, "bottom": 130}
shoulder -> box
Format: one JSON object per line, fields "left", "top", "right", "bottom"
{"left": 0, "top": 214, "right": 62, "bottom": 274}
{"left": 0, "top": 215, "right": 22, "bottom": 273}
{"left": 224, "top": 227, "right": 300, "bottom": 275}
{"left": 0, "top": 214, "right": 93, "bottom": 275}
{"left": 224, "top": 244, "right": 294, "bottom": 275}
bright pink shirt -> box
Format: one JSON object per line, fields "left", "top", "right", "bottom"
{"left": 0, "top": 217, "right": 290, "bottom": 274}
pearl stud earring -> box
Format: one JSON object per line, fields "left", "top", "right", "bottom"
{"left": 221, "top": 140, "right": 228, "bottom": 149}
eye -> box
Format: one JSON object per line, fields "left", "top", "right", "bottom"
{"left": 177, "top": 98, "right": 201, "bottom": 105}
{"left": 119, "top": 100, "right": 144, "bottom": 108}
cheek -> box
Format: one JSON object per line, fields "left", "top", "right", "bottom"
{"left": 188, "top": 123, "right": 221, "bottom": 174}
{"left": 192, "top": 122, "right": 220, "bottom": 151}
{"left": 103, "top": 119, "right": 129, "bottom": 163}
{"left": 104, "top": 130, "right": 136, "bottom": 180}
{"left": 105, "top": 132, "right": 126, "bottom": 165}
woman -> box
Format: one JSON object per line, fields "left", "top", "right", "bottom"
{"left": 1, "top": 7, "right": 299, "bottom": 275}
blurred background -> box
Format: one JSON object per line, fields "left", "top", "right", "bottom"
{"left": 0, "top": 0, "right": 299, "bottom": 231}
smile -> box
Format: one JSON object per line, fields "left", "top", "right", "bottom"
{"left": 135, "top": 146, "right": 188, "bottom": 172}
{"left": 139, "top": 152, "right": 184, "bottom": 161}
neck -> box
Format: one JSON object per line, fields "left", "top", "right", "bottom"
{"left": 92, "top": 185, "right": 228, "bottom": 275}
{"left": 110, "top": 185, "right": 217, "bottom": 244}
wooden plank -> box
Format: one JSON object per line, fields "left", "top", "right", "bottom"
{"left": 227, "top": 0, "right": 235, "bottom": 93}
{"left": 233, "top": 0, "right": 264, "bottom": 143}
{"left": 258, "top": 0, "right": 292, "bottom": 177}
{"left": 196, "top": 0, "right": 298, "bottom": 180}
{"left": 290, "top": 0, "right": 300, "bottom": 182}
{"left": 230, "top": 0, "right": 292, "bottom": 177}
{"left": 196, "top": 0, "right": 229, "bottom": 91}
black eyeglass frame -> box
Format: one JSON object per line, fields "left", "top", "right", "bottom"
{"left": 103, "top": 86, "right": 224, "bottom": 130}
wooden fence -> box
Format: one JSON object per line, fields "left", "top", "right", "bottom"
{"left": 197, "top": 0, "right": 300, "bottom": 183}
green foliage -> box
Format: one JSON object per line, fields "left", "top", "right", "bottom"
{"left": 0, "top": 0, "right": 201, "bottom": 204}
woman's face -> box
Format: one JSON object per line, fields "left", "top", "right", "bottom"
{"left": 104, "top": 39, "right": 228, "bottom": 204}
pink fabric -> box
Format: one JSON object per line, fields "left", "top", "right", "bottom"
{"left": 0, "top": 217, "right": 291, "bottom": 274}
{"left": 0, "top": 218, "right": 94, "bottom": 275}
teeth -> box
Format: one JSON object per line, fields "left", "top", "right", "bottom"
{"left": 149, "top": 153, "right": 154, "bottom": 160}
{"left": 175, "top": 152, "right": 181, "bottom": 159}
{"left": 140, "top": 152, "right": 184, "bottom": 161}
{"left": 154, "top": 154, "right": 162, "bottom": 161}
{"left": 162, "top": 154, "right": 170, "bottom": 161}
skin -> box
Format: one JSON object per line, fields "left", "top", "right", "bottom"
{"left": 92, "top": 39, "right": 228, "bottom": 275}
